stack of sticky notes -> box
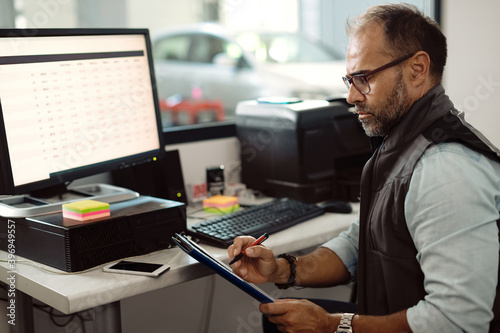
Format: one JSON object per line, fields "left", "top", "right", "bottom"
{"left": 62, "top": 200, "right": 110, "bottom": 221}
{"left": 203, "top": 195, "right": 239, "bottom": 214}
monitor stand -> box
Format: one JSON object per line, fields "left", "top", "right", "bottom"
{"left": 0, "top": 183, "right": 139, "bottom": 218}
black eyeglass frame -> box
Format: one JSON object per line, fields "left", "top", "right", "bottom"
{"left": 342, "top": 53, "right": 415, "bottom": 94}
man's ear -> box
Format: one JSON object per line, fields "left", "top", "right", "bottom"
{"left": 408, "top": 51, "right": 431, "bottom": 86}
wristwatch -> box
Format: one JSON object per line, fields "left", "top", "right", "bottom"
{"left": 336, "top": 313, "right": 355, "bottom": 333}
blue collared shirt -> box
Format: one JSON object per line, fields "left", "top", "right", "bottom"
{"left": 323, "top": 142, "right": 500, "bottom": 332}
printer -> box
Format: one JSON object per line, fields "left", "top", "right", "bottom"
{"left": 236, "top": 98, "right": 372, "bottom": 203}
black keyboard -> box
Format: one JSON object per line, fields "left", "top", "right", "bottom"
{"left": 188, "top": 197, "right": 324, "bottom": 247}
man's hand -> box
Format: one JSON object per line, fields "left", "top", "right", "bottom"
{"left": 228, "top": 236, "right": 280, "bottom": 284}
{"left": 259, "top": 299, "right": 338, "bottom": 333}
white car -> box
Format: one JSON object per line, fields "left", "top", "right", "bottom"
{"left": 151, "top": 23, "right": 347, "bottom": 124}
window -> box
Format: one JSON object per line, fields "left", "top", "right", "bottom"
{"left": 154, "top": 35, "right": 191, "bottom": 62}
{"left": 191, "top": 35, "right": 225, "bottom": 63}
{"left": 236, "top": 32, "right": 343, "bottom": 64}
{"left": 3, "top": 0, "right": 440, "bottom": 144}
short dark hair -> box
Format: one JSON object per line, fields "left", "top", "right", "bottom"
{"left": 346, "top": 3, "right": 447, "bottom": 83}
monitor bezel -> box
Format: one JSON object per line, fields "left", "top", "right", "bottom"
{"left": 0, "top": 28, "right": 165, "bottom": 196}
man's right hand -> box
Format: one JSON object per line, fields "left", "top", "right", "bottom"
{"left": 228, "top": 236, "right": 281, "bottom": 284}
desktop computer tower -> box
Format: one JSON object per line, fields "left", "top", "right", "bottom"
{"left": 236, "top": 99, "right": 372, "bottom": 203}
{"left": 0, "top": 196, "right": 186, "bottom": 272}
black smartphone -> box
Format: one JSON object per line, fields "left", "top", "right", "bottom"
{"left": 103, "top": 261, "right": 170, "bottom": 277}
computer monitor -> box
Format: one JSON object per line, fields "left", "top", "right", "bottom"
{"left": 0, "top": 28, "right": 164, "bottom": 198}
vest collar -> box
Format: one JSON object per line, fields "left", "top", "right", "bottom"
{"left": 382, "top": 84, "right": 453, "bottom": 152}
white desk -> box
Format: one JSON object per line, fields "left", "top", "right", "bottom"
{"left": 0, "top": 202, "right": 358, "bottom": 332}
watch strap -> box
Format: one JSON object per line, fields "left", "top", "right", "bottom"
{"left": 336, "top": 312, "right": 355, "bottom": 333}
{"left": 275, "top": 253, "right": 297, "bottom": 289}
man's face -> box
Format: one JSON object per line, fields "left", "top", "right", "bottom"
{"left": 356, "top": 70, "right": 411, "bottom": 137}
{"left": 345, "top": 24, "right": 412, "bottom": 137}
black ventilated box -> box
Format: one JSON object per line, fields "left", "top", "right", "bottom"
{"left": 0, "top": 196, "right": 186, "bottom": 272}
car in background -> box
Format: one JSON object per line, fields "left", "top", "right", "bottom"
{"left": 151, "top": 23, "right": 347, "bottom": 126}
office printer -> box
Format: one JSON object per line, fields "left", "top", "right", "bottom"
{"left": 236, "top": 98, "right": 371, "bottom": 203}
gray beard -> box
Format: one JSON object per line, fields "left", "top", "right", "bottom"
{"left": 357, "top": 72, "right": 411, "bottom": 137}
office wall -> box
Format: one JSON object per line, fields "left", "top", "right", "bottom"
{"left": 441, "top": 0, "right": 500, "bottom": 148}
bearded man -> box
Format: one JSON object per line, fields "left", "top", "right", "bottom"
{"left": 229, "top": 4, "right": 500, "bottom": 332}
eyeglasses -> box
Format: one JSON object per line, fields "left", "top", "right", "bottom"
{"left": 342, "top": 53, "right": 414, "bottom": 94}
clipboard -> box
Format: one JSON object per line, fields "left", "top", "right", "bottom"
{"left": 172, "top": 233, "right": 275, "bottom": 303}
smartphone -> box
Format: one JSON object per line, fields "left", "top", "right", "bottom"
{"left": 102, "top": 260, "right": 170, "bottom": 277}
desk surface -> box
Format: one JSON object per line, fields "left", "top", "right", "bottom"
{"left": 0, "top": 202, "right": 358, "bottom": 314}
